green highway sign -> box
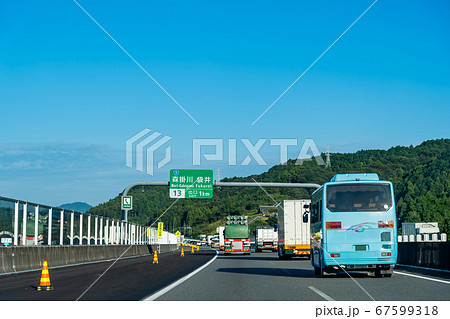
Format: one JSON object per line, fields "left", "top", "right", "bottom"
{"left": 121, "top": 196, "right": 133, "bottom": 210}
{"left": 169, "top": 169, "right": 213, "bottom": 199}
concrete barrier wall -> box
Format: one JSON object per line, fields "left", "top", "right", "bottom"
{"left": 0, "top": 244, "right": 178, "bottom": 274}
{"left": 398, "top": 242, "right": 450, "bottom": 270}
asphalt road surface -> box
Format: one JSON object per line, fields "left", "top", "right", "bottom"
{"left": 1, "top": 248, "right": 449, "bottom": 301}
{"left": 0, "top": 248, "right": 215, "bottom": 301}
{"left": 154, "top": 250, "right": 450, "bottom": 301}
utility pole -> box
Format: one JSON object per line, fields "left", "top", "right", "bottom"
{"left": 325, "top": 145, "right": 331, "bottom": 169}
{"left": 217, "top": 168, "right": 221, "bottom": 182}
{"left": 182, "top": 221, "right": 192, "bottom": 237}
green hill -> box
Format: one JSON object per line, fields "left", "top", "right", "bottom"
{"left": 87, "top": 138, "right": 450, "bottom": 236}
{"left": 58, "top": 202, "right": 92, "bottom": 213}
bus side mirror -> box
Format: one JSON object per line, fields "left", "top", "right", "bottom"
{"left": 303, "top": 213, "right": 309, "bottom": 223}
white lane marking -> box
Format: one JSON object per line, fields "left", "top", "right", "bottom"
{"left": 142, "top": 250, "right": 219, "bottom": 301}
{"left": 393, "top": 271, "right": 450, "bottom": 285}
{"left": 308, "top": 286, "right": 336, "bottom": 301}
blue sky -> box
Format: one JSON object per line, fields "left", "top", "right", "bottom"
{"left": 1, "top": 0, "right": 449, "bottom": 206}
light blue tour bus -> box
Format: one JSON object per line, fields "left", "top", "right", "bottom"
{"left": 310, "top": 173, "right": 397, "bottom": 277}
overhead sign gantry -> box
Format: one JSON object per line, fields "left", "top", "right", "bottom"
{"left": 121, "top": 169, "right": 321, "bottom": 222}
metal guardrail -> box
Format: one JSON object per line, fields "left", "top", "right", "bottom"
{"left": 0, "top": 196, "right": 178, "bottom": 247}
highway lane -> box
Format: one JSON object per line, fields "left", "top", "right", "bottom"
{"left": 154, "top": 250, "right": 450, "bottom": 301}
{"left": 2, "top": 247, "right": 449, "bottom": 301}
{"left": 0, "top": 248, "right": 216, "bottom": 301}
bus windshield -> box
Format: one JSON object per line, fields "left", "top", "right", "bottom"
{"left": 326, "top": 183, "right": 392, "bottom": 212}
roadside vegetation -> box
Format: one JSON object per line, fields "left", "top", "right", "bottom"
{"left": 88, "top": 139, "right": 449, "bottom": 237}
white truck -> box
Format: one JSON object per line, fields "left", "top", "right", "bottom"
{"left": 255, "top": 226, "right": 278, "bottom": 252}
{"left": 277, "top": 199, "right": 311, "bottom": 259}
{"left": 210, "top": 235, "right": 219, "bottom": 248}
{"left": 207, "top": 235, "right": 213, "bottom": 246}
{"left": 217, "top": 226, "right": 225, "bottom": 251}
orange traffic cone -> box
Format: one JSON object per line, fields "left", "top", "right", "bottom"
{"left": 37, "top": 260, "right": 54, "bottom": 291}
{"left": 180, "top": 248, "right": 184, "bottom": 257}
{"left": 153, "top": 251, "right": 159, "bottom": 264}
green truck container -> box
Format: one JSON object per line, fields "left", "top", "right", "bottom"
{"left": 224, "top": 217, "right": 251, "bottom": 255}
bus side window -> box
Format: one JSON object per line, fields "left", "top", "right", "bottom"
{"left": 311, "top": 203, "right": 316, "bottom": 223}
{"left": 311, "top": 202, "right": 320, "bottom": 224}
{"left": 318, "top": 200, "right": 322, "bottom": 221}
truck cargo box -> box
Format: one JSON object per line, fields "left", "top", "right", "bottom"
{"left": 255, "top": 226, "right": 278, "bottom": 252}
{"left": 277, "top": 199, "right": 311, "bottom": 259}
